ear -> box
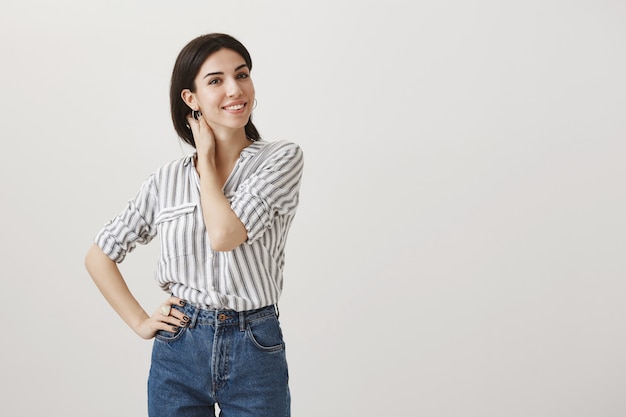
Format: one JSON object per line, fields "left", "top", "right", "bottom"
{"left": 181, "top": 89, "right": 198, "bottom": 110}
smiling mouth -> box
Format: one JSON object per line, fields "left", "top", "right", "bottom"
{"left": 223, "top": 103, "right": 246, "bottom": 111}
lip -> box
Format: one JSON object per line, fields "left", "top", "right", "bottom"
{"left": 222, "top": 101, "right": 247, "bottom": 112}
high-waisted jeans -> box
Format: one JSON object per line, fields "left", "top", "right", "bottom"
{"left": 148, "top": 303, "right": 290, "bottom": 417}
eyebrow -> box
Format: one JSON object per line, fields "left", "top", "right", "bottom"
{"left": 203, "top": 64, "right": 249, "bottom": 79}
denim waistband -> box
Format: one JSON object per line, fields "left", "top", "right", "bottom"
{"left": 173, "top": 303, "right": 278, "bottom": 331}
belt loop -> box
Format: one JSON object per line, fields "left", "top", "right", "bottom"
{"left": 239, "top": 311, "right": 246, "bottom": 332}
{"left": 274, "top": 304, "right": 280, "bottom": 319}
{"left": 188, "top": 305, "right": 200, "bottom": 329}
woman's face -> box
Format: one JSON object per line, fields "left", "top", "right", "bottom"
{"left": 186, "top": 48, "right": 255, "bottom": 133}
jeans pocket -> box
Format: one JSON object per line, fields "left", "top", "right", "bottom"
{"left": 155, "top": 325, "right": 188, "bottom": 343}
{"left": 245, "top": 315, "right": 285, "bottom": 352}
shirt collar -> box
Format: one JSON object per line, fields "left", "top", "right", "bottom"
{"left": 240, "top": 140, "right": 266, "bottom": 158}
{"left": 182, "top": 140, "right": 267, "bottom": 167}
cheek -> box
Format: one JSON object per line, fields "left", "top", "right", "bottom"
{"left": 198, "top": 93, "right": 221, "bottom": 110}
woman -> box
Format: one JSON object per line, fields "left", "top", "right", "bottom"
{"left": 85, "top": 33, "right": 303, "bottom": 417}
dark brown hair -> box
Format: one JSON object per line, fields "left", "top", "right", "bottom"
{"left": 170, "top": 33, "right": 260, "bottom": 147}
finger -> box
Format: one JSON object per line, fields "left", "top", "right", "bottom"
{"left": 156, "top": 298, "right": 180, "bottom": 318}
{"left": 186, "top": 115, "right": 199, "bottom": 134}
{"left": 158, "top": 304, "right": 172, "bottom": 317}
{"left": 160, "top": 314, "right": 189, "bottom": 328}
{"left": 196, "top": 112, "right": 207, "bottom": 126}
{"left": 164, "top": 297, "right": 189, "bottom": 324}
{"left": 171, "top": 310, "right": 190, "bottom": 323}
{"left": 162, "top": 308, "right": 189, "bottom": 325}
{"left": 197, "top": 114, "right": 214, "bottom": 136}
{"left": 168, "top": 296, "right": 186, "bottom": 306}
{"left": 151, "top": 310, "right": 188, "bottom": 329}
{"left": 156, "top": 320, "right": 181, "bottom": 333}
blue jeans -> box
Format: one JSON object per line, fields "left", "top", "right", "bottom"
{"left": 148, "top": 304, "right": 290, "bottom": 417}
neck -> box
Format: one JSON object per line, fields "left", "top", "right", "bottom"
{"left": 212, "top": 127, "right": 251, "bottom": 163}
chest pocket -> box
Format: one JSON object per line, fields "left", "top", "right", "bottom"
{"left": 156, "top": 203, "right": 197, "bottom": 224}
{"left": 156, "top": 203, "right": 198, "bottom": 258}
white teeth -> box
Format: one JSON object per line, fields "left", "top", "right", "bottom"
{"left": 224, "top": 104, "right": 245, "bottom": 110}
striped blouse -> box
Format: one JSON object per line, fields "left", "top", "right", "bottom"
{"left": 94, "top": 140, "right": 304, "bottom": 312}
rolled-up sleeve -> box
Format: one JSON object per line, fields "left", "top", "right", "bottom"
{"left": 230, "top": 142, "right": 304, "bottom": 244}
{"left": 94, "top": 175, "right": 158, "bottom": 263}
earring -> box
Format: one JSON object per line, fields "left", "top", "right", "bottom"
{"left": 192, "top": 110, "right": 202, "bottom": 120}
{"left": 252, "top": 99, "right": 257, "bottom": 110}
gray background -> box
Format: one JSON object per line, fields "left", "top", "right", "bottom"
{"left": 1, "top": 0, "right": 625, "bottom": 416}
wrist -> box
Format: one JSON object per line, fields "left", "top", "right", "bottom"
{"left": 130, "top": 311, "right": 150, "bottom": 334}
{"left": 195, "top": 153, "right": 216, "bottom": 170}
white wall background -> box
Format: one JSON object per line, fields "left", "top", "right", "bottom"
{"left": 1, "top": 0, "right": 625, "bottom": 416}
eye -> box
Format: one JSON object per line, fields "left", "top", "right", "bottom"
{"left": 236, "top": 72, "right": 250, "bottom": 79}
{"left": 208, "top": 78, "right": 221, "bottom": 85}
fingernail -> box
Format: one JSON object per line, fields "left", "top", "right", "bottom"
{"left": 180, "top": 321, "right": 186, "bottom": 326}
{"left": 183, "top": 316, "right": 190, "bottom": 321}
{"left": 179, "top": 300, "right": 186, "bottom": 306}
{"left": 172, "top": 327, "right": 179, "bottom": 332}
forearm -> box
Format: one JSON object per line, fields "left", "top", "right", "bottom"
{"left": 197, "top": 162, "right": 247, "bottom": 251}
{"left": 84, "top": 244, "right": 149, "bottom": 335}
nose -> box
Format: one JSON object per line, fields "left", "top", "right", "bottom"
{"left": 225, "top": 77, "right": 242, "bottom": 97}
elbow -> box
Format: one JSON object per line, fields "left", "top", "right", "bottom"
{"left": 84, "top": 243, "right": 113, "bottom": 277}
{"left": 209, "top": 228, "right": 247, "bottom": 252}
{"left": 210, "top": 236, "right": 240, "bottom": 252}
{"left": 84, "top": 245, "right": 97, "bottom": 274}
{"left": 211, "top": 243, "right": 237, "bottom": 252}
